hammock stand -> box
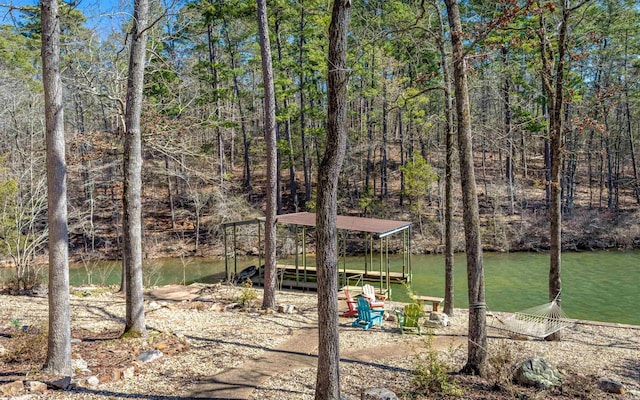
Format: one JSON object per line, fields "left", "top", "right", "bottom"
{"left": 488, "top": 296, "right": 573, "bottom": 339}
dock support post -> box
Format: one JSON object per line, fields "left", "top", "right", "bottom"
{"left": 224, "top": 226, "right": 229, "bottom": 281}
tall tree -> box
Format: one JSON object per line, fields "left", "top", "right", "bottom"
{"left": 444, "top": 0, "right": 487, "bottom": 375}
{"left": 433, "top": 0, "right": 455, "bottom": 317}
{"left": 123, "top": 0, "right": 150, "bottom": 336}
{"left": 315, "top": 0, "right": 351, "bottom": 398}
{"left": 41, "top": 0, "right": 71, "bottom": 375}
{"left": 537, "top": 0, "right": 586, "bottom": 341}
{"left": 257, "top": 0, "right": 278, "bottom": 309}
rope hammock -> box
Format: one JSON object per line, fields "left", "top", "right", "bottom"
{"left": 489, "top": 296, "right": 573, "bottom": 339}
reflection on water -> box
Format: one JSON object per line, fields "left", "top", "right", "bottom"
{"left": 1, "top": 250, "right": 638, "bottom": 325}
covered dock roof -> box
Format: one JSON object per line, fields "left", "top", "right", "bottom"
{"left": 275, "top": 212, "right": 411, "bottom": 238}
{"left": 220, "top": 212, "right": 413, "bottom": 297}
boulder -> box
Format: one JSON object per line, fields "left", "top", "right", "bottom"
{"left": 283, "top": 304, "right": 296, "bottom": 314}
{"left": 72, "top": 357, "right": 88, "bottom": 371}
{"left": 49, "top": 376, "right": 72, "bottom": 390}
{"left": 598, "top": 378, "right": 625, "bottom": 394}
{"left": 137, "top": 349, "right": 163, "bottom": 363}
{"left": 85, "top": 376, "right": 100, "bottom": 387}
{"left": 0, "top": 380, "right": 24, "bottom": 396}
{"left": 361, "top": 387, "right": 398, "bottom": 400}
{"left": 424, "top": 312, "right": 449, "bottom": 328}
{"left": 123, "top": 365, "right": 136, "bottom": 380}
{"left": 513, "top": 357, "right": 562, "bottom": 389}
{"left": 25, "top": 381, "right": 47, "bottom": 393}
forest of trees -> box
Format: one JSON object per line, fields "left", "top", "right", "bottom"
{"left": 1, "top": 0, "right": 639, "bottom": 273}
{"left": 0, "top": 0, "right": 637, "bottom": 389}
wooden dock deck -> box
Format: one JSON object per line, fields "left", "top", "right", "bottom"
{"left": 249, "top": 263, "right": 409, "bottom": 293}
{"left": 276, "top": 264, "right": 408, "bottom": 284}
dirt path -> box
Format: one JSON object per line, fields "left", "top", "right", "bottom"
{"left": 188, "top": 322, "right": 465, "bottom": 399}
{"left": 147, "top": 284, "right": 466, "bottom": 400}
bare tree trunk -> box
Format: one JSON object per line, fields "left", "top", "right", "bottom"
{"left": 41, "top": 0, "right": 71, "bottom": 375}
{"left": 434, "top": 0, "right": 455, "bottom": 317}
{"left": 123, "top": 0, "right": 149, "bottom": 337}
{"left": 257, "top": 0, "right": 278, "bottom": 310}
{"left": 602, "top": 102, "right": 614, "bottom": 210}
{"left": 399, "top": 109, "right": 405, "bottom": 207}
{"left": 537, "top": 0, "right": 581, "bottom": 342}
{"left": 365, "top": 96, "right": 373, "bottom": 193}
{"left": 588, "top": 127, "right": 594, "bottom": 208}
{"left": 521, "top": 130, "right": 528, "bottom": 179}
{"left": 503, "top": 47, "right": 515, "bottom": 215}
{"left": 315, "top": 1, "right": 350, "bottom": 398}
{"left": 380, "top": 79, "right": 388, "bottom": 199}
{"left": 224, "top": 29, "right": 252, "bottom": 201}
{"left": 275, "top": 17, "right": 295, "bottom": 213}
{"left": 164, "top": 156, "right": 176, "bottom": 230}
{"left": 365, "top": 49, "right": 375, "bottom": 194}
{"left": 298, "top": 1, "right": 311, "bottom": 204}
{"left": 622, "top": 31, "right": 640, "bottom": 204}
{"left": 207, "top": 17, "right": 224, "bottom": 187}
{"left": 444, "top": 0, "right": 487, "bottom": 375}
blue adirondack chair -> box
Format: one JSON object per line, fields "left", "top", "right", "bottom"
{"left": 352, "top": 297, "right": 385, "bottom": 330}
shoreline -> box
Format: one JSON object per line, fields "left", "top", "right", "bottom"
{"left": 0, "top": 284, "right": 638, "bottom": 399}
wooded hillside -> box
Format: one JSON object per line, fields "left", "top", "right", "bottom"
{"left": 1, "top": 0, "right": 639, "bottom": 264}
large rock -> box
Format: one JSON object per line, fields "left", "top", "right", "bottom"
{"left": 72, "top": 357, "right": 88, "bottom": 371}
{"left": 598, "top": 378, "right": 625, "bottom": 394}
{"left": 513, "top": 357, "right": 562, "bottom": 389}
{"left": 122, "top": 365, "right": 136, "bottom": 380}
{"left": 424, "top": 312, "right": 449, "bottom": 328}
{"left": 25, "top": 381, "right": 47, "bottom": 393}
{"left": 85, "top": 376, "right": 100, "bottom": 387}
{"left": 0, "top": 380, "right": 24, "bottom": 396}
{"left": 361, "top": 387, "right": 398, "bottom": 400}
{"left": 49, "top": 376, "right": 72, "bottom": 390}
{"left": 137, "top": 349, "right": 163, "bottom": 363}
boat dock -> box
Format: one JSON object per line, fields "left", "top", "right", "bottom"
{"left": 249, "top": 263, "right": 409, "bottom": 293}
{"left": 222, "top": 212, "right": 413, "bottom": 300}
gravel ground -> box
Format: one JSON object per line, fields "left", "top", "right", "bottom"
{"left": 0, "top": 283, "right": 638, "bottom": 399}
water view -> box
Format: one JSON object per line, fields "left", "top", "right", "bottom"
{"left": 2, "top": 250, "right": 638, "bottom": 325}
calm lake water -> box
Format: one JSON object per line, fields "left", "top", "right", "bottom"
{"left": 3, "top": 251, "right": 638, "bottom": 325}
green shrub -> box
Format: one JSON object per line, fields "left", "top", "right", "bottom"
{"left": 411, "top": 335, "right": 463, "bottom": 396}
{"left": 237, "top": 278, "right": 258, "bottom": 308}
